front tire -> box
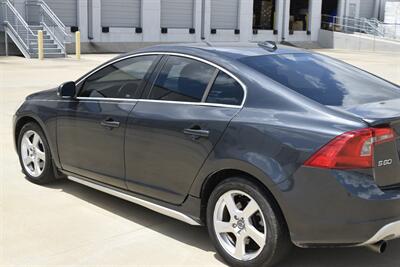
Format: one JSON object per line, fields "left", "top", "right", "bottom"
{"left": 206, "top": 177, "right": 291, "bottom": 267}
{"left": 18, "top": 122, "right": 56, "bottom": 184}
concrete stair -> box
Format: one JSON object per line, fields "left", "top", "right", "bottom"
{"left": 27, "top": 25, "right": 65, "bottom": 58}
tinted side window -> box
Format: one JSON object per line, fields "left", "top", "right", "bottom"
{"left": 80, "top": 55, "right": 158, "bottom": 98}
{"left": 206, "top": 72, "right": 244, "bottom": 106}
{"left": 148, "top": 56, "right": 216, "bottom": 102}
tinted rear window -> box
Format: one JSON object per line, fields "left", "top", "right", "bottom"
{"left": 206, "top": 72, "right": 244, "bottom": 106}
{"left": 239, "top": 53, "right": 400, "bottom": 107}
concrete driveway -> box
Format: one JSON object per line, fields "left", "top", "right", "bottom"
{"left": 1, "top": 50, "right": 400, "bottom": 266}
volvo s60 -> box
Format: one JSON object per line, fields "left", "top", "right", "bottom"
{"left": 13, "top": 43, "right": 400, "bottom": 267}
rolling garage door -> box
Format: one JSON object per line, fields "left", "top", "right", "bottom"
{"left": 44, "top": 0, "right": 77, "bottom": 27}
{"left": 210, "top": 0, "right": 239, "bottom": 29}
{"left": 359, "top": 0, "right": 375, "bottom": 18}
{"left": 161, "top": 0, "right": 194, "bottom": 28}
{"left": 101, "top": 0, "right": 141, "bottom": 27}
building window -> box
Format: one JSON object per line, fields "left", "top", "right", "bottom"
{"left": 290, "top": 0, "right": 309, "bottom": 32}
{"left": 253, "top": 0, "right": 276, "bottom": 30}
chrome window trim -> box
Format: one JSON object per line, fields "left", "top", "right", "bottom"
{"left": 75, "top": 52, "right": 247, "bottom": 108}
{"left": 75, "top": 97, "right": 242, "bottom": 109}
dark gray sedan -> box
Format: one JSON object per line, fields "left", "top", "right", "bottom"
{"left": 13, "top": 43, "right": 400, "bottom": 267}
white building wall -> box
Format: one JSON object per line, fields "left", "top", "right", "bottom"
{"left": 282, "top": 0, "right": 291, "bottom": 41}
{"left": 142, "top": 0, "right": 160, "bottom": 42}
{"left": 309, "top": 0, "right": 323, "bottom": 41}
{"left": 84, "top": 0, "right": 202, "bottom": 44}
{"left": 5, "top": 0, "right": 330, "bottom": 51}
{"left": 239, "top": 0, "right": 253, "bottom": 42}
{"left": 78, "top": 0, "right": 88, "bottom": 42}
{"left": 6, "top": 0, "right": 399, "bottom": 54}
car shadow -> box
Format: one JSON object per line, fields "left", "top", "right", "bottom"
{"left": 46, "top": 179, "right": 400, "bottom": 267}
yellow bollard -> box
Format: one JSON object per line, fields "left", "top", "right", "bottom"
{"left": 37, "top": 30, "right": 44, "bottom": 60}
{"left": 75, "top": 31, "right": 81, "bottom": 60}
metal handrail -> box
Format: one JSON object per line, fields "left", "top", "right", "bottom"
{"left": 361, "top": 18, "right": 384, "bottom": 36}
{"left": 3, "top": 0, "right": 36, "bottom": 35}
{"left": 4, "top": 21, "right": 30, "bottom": 51}
{"left": 41, "top": 21, "right": 64, "bottom": 50}
{"left": 2, "top": 0, "right": 37, "bottom": 51}
{"left": 321, "top": 14, "right": 399, "bottom": 42}
{"left": 30, "top": 0, "right": 69, "bottom": 37}
{"left": 25, "top": 0, "right": 71, "bottom": 53}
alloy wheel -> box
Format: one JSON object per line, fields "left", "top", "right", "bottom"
{"left": 20, "top": 130, "right": 46, "bottom": 177}
{"left": 213, "top": 190, "right": 267, "bottom": 261}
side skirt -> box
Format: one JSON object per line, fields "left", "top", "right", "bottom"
{"left": 68, "top": 176, "right": 201, "bottom": 226}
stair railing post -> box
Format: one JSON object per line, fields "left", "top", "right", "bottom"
{"left": 38, "top": 30, "right": 44, "bottom": 60}
{"left": 5, "top": 31, "right": 8, "bottom": 56}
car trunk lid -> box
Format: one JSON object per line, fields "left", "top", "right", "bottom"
{"left": 337, "top": 98, "right": 400, "bottom": 187}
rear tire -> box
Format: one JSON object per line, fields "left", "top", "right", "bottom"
{"left": 206, "top": 177, "right": 291, "bottom": 267}
{"left": 18, "top": 122, "right": 57, "bottom": 185}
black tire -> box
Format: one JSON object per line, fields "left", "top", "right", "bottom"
{"left": 206, "top": 177, "right": 292, "bottom": 267}
{"left": 17, "top": 122, "right": 56, "bottom": 185}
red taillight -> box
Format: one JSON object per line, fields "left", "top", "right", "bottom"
{"left": 304, "top": 127, "right": 395, "bottom": 169}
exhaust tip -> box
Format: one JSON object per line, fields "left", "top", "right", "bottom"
{"left": 366, "top": 241, "right": 387, "bottom": 254}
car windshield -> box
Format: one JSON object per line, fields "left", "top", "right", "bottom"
{"left": 239, "top": 53, "right": 400, "bottom": 107}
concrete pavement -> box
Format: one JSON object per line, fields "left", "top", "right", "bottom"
{"left": 1, "top": 50, "right": 400, "bottom": 266}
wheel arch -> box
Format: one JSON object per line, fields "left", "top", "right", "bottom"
{"left": 14, "top": 115, "right": 42, "bottom": 150}
{"left": 195, "top": 166, "right": 290, "bottom": 236}
{"left": 14, "top": 114, "right": 61, "bottom": 169}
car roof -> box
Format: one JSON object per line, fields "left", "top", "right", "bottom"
{"left": 131, "top": 42, "right": 308, "bottom": 61}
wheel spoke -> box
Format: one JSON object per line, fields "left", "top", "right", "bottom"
{"left": 215, "top": 220, "right": 233, "bottom": 234}
{"left": 23, "top": 156, "right": 33, "bottom": 165}
{"left": 223, "top": 193, "right": 238, "bottom": 216}
{"left": 36, "top": 150, "right": 45, "bottom": 161}
{"left": 247, "top": 225, "right": 265, "bottom": 248}
{"left": 234, "top": 234, "right": 246, "bottom": 259}
{"left": 23, "top": 136, "right": 32, "bottom": 147}
{"left": 33, "top": 156, "right": 42, "bottom": 175}
{"left": 243, "top": 199, "right": 259, "bottom": 218}
{"left": 32, "top": 134, "right": 40, "bottom": 147}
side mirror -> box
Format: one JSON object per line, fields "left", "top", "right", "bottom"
{"left": 58, "top": 81, "right": 76, "bottom": 99}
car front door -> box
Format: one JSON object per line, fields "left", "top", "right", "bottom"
{"left": 125, "top": 55, "right": 245, "bottom": 204}
{"left": 57, "top": 55, "right": 160, "bottom": 188}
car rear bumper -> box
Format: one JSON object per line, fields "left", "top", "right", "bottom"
{"left": 277, "top": 167, "right": 400, "bottom": 247}
{"left": 360, "top": 220, "right": 400, "bottom": 245}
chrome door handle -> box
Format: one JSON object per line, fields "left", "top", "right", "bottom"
{"left": 100, "top": 118, "right": 120, "bottom": 129}
{"left": 183, "top": 128, "right": 210, "bottom": 138}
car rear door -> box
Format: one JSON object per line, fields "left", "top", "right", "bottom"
{"left": 124, "top": 55, "right": 245, "bottom": 204}
{"left": 57, "top": 55, "right": 160, "bottom": 188}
